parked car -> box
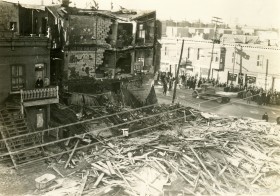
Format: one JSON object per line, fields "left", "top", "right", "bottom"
{"left": 192, "top": 83, "right": 231, "bottom": 103}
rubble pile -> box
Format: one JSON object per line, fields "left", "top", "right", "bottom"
{"left": 52, "top": 102, "right": 191, "bottom": 138}
{"left": 39, "top": 114, "right": 280, "bottom": 196}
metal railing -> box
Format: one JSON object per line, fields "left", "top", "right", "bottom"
{"left": 20, "top": 86, "right": 59, "bottom": 102}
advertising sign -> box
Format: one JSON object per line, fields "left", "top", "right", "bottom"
{"left": 246, "top": 75, "right": 256, "bottom": 84}
{"left": 228, "top": 72, "right": 237, "bottom": 81}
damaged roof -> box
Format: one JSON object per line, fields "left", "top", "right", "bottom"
{"left": 47, "top": 5, "right": 117, "bottom": 19}
{"left": 112, "top": 9, "right": 156, "bottom": 20}
{"left": 46, "top": 5, "right": 155, "bottom": 21}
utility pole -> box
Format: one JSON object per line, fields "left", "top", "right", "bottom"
{"left": 172, "top": 39, "right": 184, "bottom": 104}
{"left": 207, "top": 17, "right": 222, "bottom": 81}
{"left": 231, "top": 45, "right": 236, "bottom": 84}
{"left": 265, "top": 59, "right": 268, "bottom": 91}
{"left": 239, "top": 45, "right": 243, "bottom": 74}
{"left": 238, "top": 45, "right": 243, "bottom": 86}
{"left": 235, "top": 44, "right": 250, "bottom": 86}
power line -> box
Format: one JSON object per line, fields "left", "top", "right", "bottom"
{"left": 5, "top": 91, "right": 265, "bottom": 169}
{"left": 0, "top": 87, "right": 259, "bottom": 160}
{"left": 0, "top": 103, "right": 159, "bottom": 142}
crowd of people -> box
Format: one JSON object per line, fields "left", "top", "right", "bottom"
{"left": 156, "top": 72, "right": 223, "bottom": 95}
{"left": 223, "top": 83, "right": 280, "bottom": 106}
{"left": 242, "top": 87, "right": 280, "bottom": 106}
{"left": 156, "top": 71, "right": 280, "bottom": 106}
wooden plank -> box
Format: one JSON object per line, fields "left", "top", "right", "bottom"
{"left": 152, "top": 158, "right": 169, "bottom": 175}
{"left": 114, "top": 163, "right": 137, "bottom": 195}
{"left": 91, "top": 163, "right": 111, "bottom": 176}
{"left": 190, "top": 147, "right": 220, "bottom": 189}
{"left": 92, "top": 173, "right": 104, "bottom": 188}
{"left": 106, "top": 161, "right": 116, "bottom": 175}
{"left": 76, "top": 170, "right": 89, "bottom": 196}
{"left": 64, "top": 139, "right": 80, "bottom": 169}
{"left": 23, "top": 98, "right": 59, "bottom": 107}
{"left": 48, "top": 164, "right": 65, "bottom": 178}
{"left": 97, "top": 161, "right": 110, "bottom": 172}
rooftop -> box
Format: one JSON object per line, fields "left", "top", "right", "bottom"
{"left": 46, "top": 5, "right": 155, "bottom": 21}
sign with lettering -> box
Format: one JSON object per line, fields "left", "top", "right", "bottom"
{"left": 246, "top": 75, "right": 256, "bottom": 84}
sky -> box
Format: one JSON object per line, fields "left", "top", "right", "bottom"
{"left": 5, "top": 0, "right": 280, "bottom": 28}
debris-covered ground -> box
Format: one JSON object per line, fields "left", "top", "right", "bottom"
{"left": 1, "top": 105, "right": 280, "bottom": 196}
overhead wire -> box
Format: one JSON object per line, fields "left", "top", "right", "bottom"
{"left": 0, "top": 103, "right": 159, "bottom": 142}
{"left": 7, "top": 91, "right": 265, "bottom": 169}
{"left": 0, "top": 89, "right": 261, "bottom": 165}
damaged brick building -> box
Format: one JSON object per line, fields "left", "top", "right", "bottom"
{"left": 0, "top": 0, "right": 160, "bottom": 168}
{"left": 46, "top": 0, "right": 161, "bottom": 94}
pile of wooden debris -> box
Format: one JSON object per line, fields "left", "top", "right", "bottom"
{"left": 36, "top": 114, "right": 280, "bottom": 196}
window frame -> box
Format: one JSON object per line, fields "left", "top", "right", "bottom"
{"left": 10, "top": 64, "right": 25, "bottom": 91}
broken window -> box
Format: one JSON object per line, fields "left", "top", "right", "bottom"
{"left": 117, "top": 23, "right": 133, "bottom": 48}
{"left": 116, "top": 53, "right": 132, "bottom": 73}
{"left": 10, "top": 22, "right": 17, "bottom": 31}
{"left": 41, "top": 17, "right": 47, "bottom": 34}
{"left": 139, "top": 24, "right": 145, "bottom": 38}
{"left": 137, "top": 23, "right": 145, "bottom": 44}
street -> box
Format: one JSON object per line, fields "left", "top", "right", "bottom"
{"left": 155, "top": 86, "right": 280, "bottom": 123}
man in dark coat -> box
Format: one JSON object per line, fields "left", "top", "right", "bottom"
{"left": 262, "top": 112, "right": 268, "bottom": 122}
{"left": 163, "top": 78, "right": 168, "bottom": 95}
{"left": 35, "top": 77, "right": 43, "bottom": 88}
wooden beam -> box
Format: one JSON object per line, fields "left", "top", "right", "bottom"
{"left": 76, "top": 170, "right": 89, "bottom": 196}
{"left": 64, "top": 139, "right": 80, "bottom": 169}
{"left": 23, "top": 98, "right": 59, "bottom": 107}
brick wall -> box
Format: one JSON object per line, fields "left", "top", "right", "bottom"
{"left": 0, "top": 1, "right": 19, "bottom": 32}
{"left": 67, "top": 14, "right": 111, "bottom": 79}
{"left": 67, "top": 49, "right": 105, "bottom": 79}
{"left": 0, "top": 38, "right": 50, "bottom": 103}
{"left": 69, "top": 15, "right": 111, "bottom": 45}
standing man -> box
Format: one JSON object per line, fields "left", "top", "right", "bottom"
{"left": 262, "top": 112, "right": 269, "bottom": 122}
{"left": 246, "top": 90, "right": 252, "bottom": 104}
{"left": 163, "top": 78, "right": 168, "bottom": 96}
{"left": 35, "top": 77, "right": 43, "bottom": 88}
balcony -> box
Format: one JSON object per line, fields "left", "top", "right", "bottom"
{"left": 20, "top": 86, "right": 59, "bottom": 107}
